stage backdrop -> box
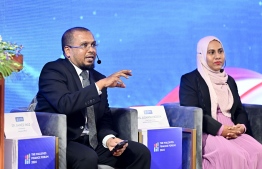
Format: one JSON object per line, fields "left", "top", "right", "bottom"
{"left": 1, "top": 0, "right": 262, "bottom": 112}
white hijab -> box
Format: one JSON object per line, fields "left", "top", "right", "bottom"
{"left": 197, "top": 36, "right": 233, "bottom": 119}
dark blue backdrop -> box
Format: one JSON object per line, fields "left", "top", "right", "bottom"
{"left": 1, "top": 0, "right": 262, "bottom": 112}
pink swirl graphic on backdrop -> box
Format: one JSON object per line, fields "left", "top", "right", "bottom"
{"left": 157, "top": 67, "right": 262, "bottom": 105}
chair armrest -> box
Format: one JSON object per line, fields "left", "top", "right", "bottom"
{"left": 162, "top": 103, "right": 202, "bottom": 129}
{"left": 10, "top": 107, "right": 29, "bottom": 112}
{"left": 243, "top": 103, "right": 262, "bottom": 144}
{"left": 35, "top": 112, "right": 67, "bottom": 169}
{"left": 10, "top": 109, "right": 67, "bottom": 169}
{"left": 10, "top": 109, "right": 67, "bottom": 142}
{"left": 110, "top": 107, "right": 138, "bottom": 141}
{"left": 162, "top": 102, "right": 203, "bottom": 169}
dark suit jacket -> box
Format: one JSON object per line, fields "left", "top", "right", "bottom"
{"left": 179, "top": 69, "right": 251, "bottom": 135}
{"left": 35, "top": 58, "right": 117, "bottom": 142}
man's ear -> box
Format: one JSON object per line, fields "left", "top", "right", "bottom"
{"left": 64, "top": 46, "right": 70, "bottom": 58}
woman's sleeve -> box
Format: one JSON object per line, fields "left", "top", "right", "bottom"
{"left": 179, "top": 74, "right": 199, "bottom": 107}
{"left": 179, "top": 74, "right": 222, "bottom": 135}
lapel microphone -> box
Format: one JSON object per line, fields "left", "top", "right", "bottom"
{"left": 96, "top": 55, "right": 101, "bottom": 64}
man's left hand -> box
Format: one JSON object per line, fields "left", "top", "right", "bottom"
{"left": 106, "top": 137, "right": 128, "bottom": 156}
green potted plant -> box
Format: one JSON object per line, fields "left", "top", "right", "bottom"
{"left": 0, "top": 35, "right": 23, "bottom": 79}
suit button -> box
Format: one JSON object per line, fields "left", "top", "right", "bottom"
{"left": 80, "top": 126, "right": 84, "bottom": 129}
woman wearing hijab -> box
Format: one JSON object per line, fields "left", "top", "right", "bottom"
{"left": 179, "top": 36, "right": 262, "bottom": 169}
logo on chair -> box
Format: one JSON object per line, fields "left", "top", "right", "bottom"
{"left": 144, "top": 110, "right": 153, "bottom": 114}
{"left": 24, "top": 154, "right": 30, "bottom": 164}
{"left": 15, "top": 117, "right": 24, "bottom": 122}
{"left": 154, "top": 142, "right": 159, "bottom": 152}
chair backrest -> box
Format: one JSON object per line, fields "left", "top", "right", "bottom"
{"left": 26, "top": 96, "right": 36, "bottom": 111}
{"left": 243, "top": 103, "right": 262, "bottom": 144}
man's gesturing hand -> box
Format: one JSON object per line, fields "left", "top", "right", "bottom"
{"left": 96, "top": 70, "right": 132, "bottom": 90}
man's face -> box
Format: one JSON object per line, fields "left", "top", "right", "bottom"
{"left": 206, "top": 40, "right": 225, "bottom": 71}
{"left": 64, "top": 30, "right": 97, "bottom": 70}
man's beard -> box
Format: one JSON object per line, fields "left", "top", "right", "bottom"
{"left": 80, "top": 63, "right": 95, "bottom": 70}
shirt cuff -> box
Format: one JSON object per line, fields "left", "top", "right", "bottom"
{"left": 95, "top": 83, "right": 102, "bottom": 95}
{"left": 217, "top": 125, "right": 224, "bottom": 136}
{"left": 102, "top": 134, "right": 116, "bottom": 148}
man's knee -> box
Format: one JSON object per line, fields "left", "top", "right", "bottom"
{"left": 68, "top": 148, "right": 99, "bottom": 169}
{"left": 82, "top": 150, "right": 99, "bottom": 165}
{"left": 127, "top": 141, "right": 151, "bottom": 159}
{"left": 139, "top": 143, "right": 151, "bottom": 159}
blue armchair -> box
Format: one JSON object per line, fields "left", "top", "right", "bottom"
{"left": 10, "top": 107, "right": 138, "bottom": 169}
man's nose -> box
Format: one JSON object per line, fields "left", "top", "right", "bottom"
{"left": 87, "top": 46, "right": 96, "bottom": 53}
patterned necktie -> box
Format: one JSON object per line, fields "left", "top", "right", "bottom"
{"left": 80, "top": 70, "right": 98, "bottom": 149}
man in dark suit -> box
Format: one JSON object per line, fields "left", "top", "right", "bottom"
{"left": 35, "top": 27, "right": 151, "bottom": 169}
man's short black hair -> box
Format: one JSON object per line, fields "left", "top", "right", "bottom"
{"left": 61, "top": 27, "right": 90, "bottom": 56}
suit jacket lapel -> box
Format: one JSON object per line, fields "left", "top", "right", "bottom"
{"left": 89, "top": 69, "right": 100, "bottom": 84}
{"left": 196, "top": 70, "right": 212, "bottom": 116}
{"left": 62, "top": 59, "right": 86, "bottom": 117}
{"left": 63, "top": 59, "right": 83, "bottom": 90}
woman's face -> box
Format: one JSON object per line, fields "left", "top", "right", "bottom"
{"left": 206, "top": 40, "right": 225, "bottom": 71}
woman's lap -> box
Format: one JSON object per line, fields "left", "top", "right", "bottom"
{"left": 202, "top": 132, "right": 262, "bottom": 169}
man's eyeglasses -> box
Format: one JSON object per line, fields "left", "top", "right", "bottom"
{"left": 67, "top": 42, "right": 98, "bottom": 50}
